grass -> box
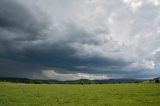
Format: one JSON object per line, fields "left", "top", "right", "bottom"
{"left": 0, "top": 83, "right": 160, "bottom": 106}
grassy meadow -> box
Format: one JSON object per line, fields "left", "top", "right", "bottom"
{"left": 0, "top": 83, "right": 160, "bottom": 106}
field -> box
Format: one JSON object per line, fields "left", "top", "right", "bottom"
{"left": 0, "top": 83, "right": 160, "bottom": 106}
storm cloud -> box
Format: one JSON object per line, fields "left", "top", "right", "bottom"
{"left": 0, "top": 0, "right": 160, "bottom": 80}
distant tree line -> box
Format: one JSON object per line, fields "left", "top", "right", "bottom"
{"left": 0, "top": 77, "right": 144, "bottom": 84}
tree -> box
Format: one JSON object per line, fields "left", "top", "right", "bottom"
{"left": 155, "top": 79, "right": 160, "bottom": 83}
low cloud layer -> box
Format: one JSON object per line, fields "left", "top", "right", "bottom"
{"left": 0, "top": 0, "right": 160, "bottom": 80}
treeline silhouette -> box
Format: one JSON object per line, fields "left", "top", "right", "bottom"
{"left": 0, "top": 77, "right": 143, "bottom": 84}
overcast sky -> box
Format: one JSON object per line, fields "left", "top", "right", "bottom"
{"left": 0, "top": 0, "right": 160, "bottom": 80}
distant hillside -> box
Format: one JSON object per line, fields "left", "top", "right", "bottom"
{"left": 0, "top": 77, "right": 143, "bottom": 84}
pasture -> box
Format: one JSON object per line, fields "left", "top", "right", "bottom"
{"left": 0, "top": 83, "right": 160, "bottom": 106}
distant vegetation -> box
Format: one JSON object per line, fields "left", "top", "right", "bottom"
{"left": 0, "top": 77, "right": 143, "bottom": 84}
{"left": 1, "top": 77, "right": 160, "bottom": 84}
{"left": 142, "top": 77, "right": 160, "bottom": 83}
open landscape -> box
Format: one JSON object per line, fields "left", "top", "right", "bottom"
{"left": 0, "top": 82, "right": 160, "bottom": 106}
{"left": 1, "top": 0, "right": 160, "bottom": 106}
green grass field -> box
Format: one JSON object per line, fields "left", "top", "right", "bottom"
{"left": 0, "top": 83, "right": 160, "bottom": 106}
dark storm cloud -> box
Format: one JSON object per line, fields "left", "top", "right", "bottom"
{"left": 0, "top": 0, "right": 160, "bottom": 80}
{"left": 0, "top": 0, "right": 130, "bottom": 78}
{"left": 0, "top": 0, "right": 48, "bottom": 77}
{"left": 0, "top": 0, "right": 47, "bottom": 38}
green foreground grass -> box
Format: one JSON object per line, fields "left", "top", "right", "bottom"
{"left": 0, "top": 83, "right": 160, "bottom": 106}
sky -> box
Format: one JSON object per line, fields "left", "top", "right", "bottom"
{"left": 0, "top": 0, "right": 160, "bottom": 80}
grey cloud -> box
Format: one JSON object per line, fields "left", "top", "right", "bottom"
{"left": 0, "top": 0, "right": 47, "bottom": 36}
{"left": 0, "top": 0, "right": 160, "bottom": 80}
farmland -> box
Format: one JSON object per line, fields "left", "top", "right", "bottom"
{"left": 0, "top": 83, "right": 160, "bottom": 106}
